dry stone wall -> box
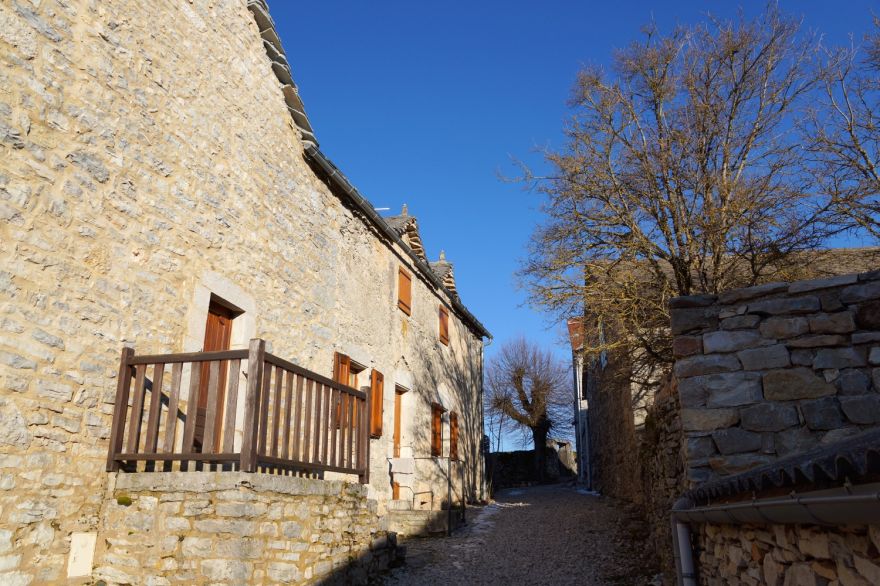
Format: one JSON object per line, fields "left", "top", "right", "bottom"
{"left": 95, "top": 472, "right": 398, "bottom": 585}
{"left": 670, "top": 271, "right": 880, "bottom": 485}
{"left": 695, "top": 522, "right": 880, "bottom": 586}
{"left": 0, "top": 0, "right": 484, "bottom": 583}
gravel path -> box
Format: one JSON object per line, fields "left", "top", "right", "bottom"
{"left": 381, "top": 484, "right": 658, "bottom": 585}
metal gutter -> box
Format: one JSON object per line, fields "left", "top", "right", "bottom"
{"left": 304, "top": 145, "right": 492, "bottom": 341}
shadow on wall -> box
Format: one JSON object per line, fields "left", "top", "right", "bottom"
{"left": 486, "top": 447, "right": 577, "bottom": 493}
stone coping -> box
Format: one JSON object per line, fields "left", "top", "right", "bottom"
{"left": 113, "top": 471, "right": 368, "bottom": 498}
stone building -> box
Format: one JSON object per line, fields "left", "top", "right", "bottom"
{"left": 0, "top": 0, "right": 489, "bottom": 583}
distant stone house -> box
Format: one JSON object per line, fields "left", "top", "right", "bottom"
{"left": 0, "top": 1, "right": 489, "bottom": 584}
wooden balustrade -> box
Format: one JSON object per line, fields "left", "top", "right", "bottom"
{"left": 106, "top": 339, "right": 370, "bottom": 483}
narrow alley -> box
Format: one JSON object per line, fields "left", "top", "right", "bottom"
{"left": 383, "top": 484, "right": 658, "bottom": 585}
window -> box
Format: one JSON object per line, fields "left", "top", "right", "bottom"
{"left": 398, "top": 268, "right": 412, "bottom": 315}
{"left": 439, "top": 306, "right": 449, "bottom": 346}
{"left": 431, "top": 403, "right": 445, "bottom": 457}
{"left": 449, "top": 412, "right": 459, "bottom": 460}
{"left": 333, "top": 352, "right": 364, "bottom": 388}
{"left": 369, "top": 370, "right": 384, "bottom": 438}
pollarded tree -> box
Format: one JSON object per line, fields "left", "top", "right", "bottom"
{"left": 485, "top": 338, "right": 570, "bottom": 481}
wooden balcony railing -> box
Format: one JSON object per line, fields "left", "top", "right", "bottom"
{"left": 106, "top": 339, "right": 370, "bottom": 483}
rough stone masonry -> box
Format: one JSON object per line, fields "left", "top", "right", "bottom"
{"left": 671, "top": 272, "right": 880, "bottom": 485}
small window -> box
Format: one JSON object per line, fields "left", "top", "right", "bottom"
{"left": 398, "top": 268, "right": 412, "bottom": 315}
{"left": 439, "top": 306, "right": 449, "bottom": 346}
{"left": 449, "top": 412, "right": 459, "bottom": 460}
{"left": 370, "top": 370, "right": 384, "bottom": 438}
{"left": 431, "top": 403, "right": 445, "bottom": 457}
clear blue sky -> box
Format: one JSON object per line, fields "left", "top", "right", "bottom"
{"left": 270, "top": 1, "right": 876, "bottom": 379}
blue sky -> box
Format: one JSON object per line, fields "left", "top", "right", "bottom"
{"left": 270, "top": 1, "right": 877, "bottom": 383}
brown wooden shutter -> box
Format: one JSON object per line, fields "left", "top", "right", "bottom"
{"left": 439, "top": 306, "right": 449, "bottom": 346}
{"left": 431, "top": 404, "right": 443, "bottom": 457}
{"left": 398, "top": 268, "right": 412, "bottom": 315}
{"left": 370, "top": 370, "right": 384, "bottom": 438}
{"left": 333, "top": 352, "right": 351, "bottom": 385}
{"left": 450, "top": 412, "right": 459, "bottom": 460}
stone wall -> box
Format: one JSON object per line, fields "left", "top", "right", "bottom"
{"left": 671, "top": 272, "right": 880, "bottom": 485}
{"left": 0, "top": 0, "right": 485, "bottom": 582}
{"left": 694, "top": 522, "right": 880, "bottom": 586}
{"left": 638, "top": 380, "right": 686, "bottom": 584}
{"left": 94, "top": 472, "right": 398, "bottom": 585}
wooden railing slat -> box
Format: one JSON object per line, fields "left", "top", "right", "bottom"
{"left": 144, "top": 363, "right": 165, "bottom": 454}
{"left": 321, "top": 384, "right": 331, "bottom": 465}
{"left": 106, "top": 347, "right": 134, "bottom": 472}
{"left": 282, "top": 371, "right": 293, "bottom": 460}
{"left": 162, "top": 362, "right": 184, "bottom": 471}
{"left": 302, "top": 379, "right": 314, "bottom": 463}
{"left": 329, "top": 387, "right": 338, "bottom": 467}
{"left": 270, "top": 366, "right": 283, "bottom": 458}
{"left": 241, "top": 339, "right": 265, "bottom": 473}
{"left": 257, "top": 363, "right": 272, "bottom": 458}
{"left": 222, "top": 359, "right": 241, "bottom": 454}
{"left": 129, "top": 349, "right": 248, "bottom": 365}
{"left": 347, "top": 394, "right": 355, "bottom": 468}
{"left": 339, "top": 393, "right": 349, "bottom": 468}
{"left": 180, "top": 362, "right": 202, "bottom": 469}
{"left": 126, "top": 364, "right": 148, "bottom": 456}
{"left": 292, "top": 375, "right": 304, "bottom": 461}
{"left": 202, "top": 360, "right": 221, "bottom": 455}
{"left": 312, "top": 382, "right": 323, "bottom": 464}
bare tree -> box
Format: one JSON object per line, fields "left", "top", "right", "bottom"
{"left": 485, "top": 338, "right": 570, "bottom": 481}
{"left": 805, "top": 19, "right": 880, "bottom": 238}
{"left": 519, "top": 6, "right": 857, "bottom": 385}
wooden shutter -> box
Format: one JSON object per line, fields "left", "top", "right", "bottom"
{"left": 333, "top": 352, "right": 351, "bottom": 385}
{"left": 439, "top": 306, "right": 449, "bottom": 346}
{"left": 431, "top": 404, "right": 443, "bottom": 457}
{"left": 370, "top": 370, "right": 384, "bottom": 438}
{"left": 450, "top": 412, "right": 459, "bottom": 460}
{"left": 398, "top": 268, "right": 412, "bottom": 315}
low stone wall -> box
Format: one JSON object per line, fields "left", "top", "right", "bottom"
{"left": 671, "top": 271, "right": 880, "bottom": 485}
{"left": 93, "top": 472, "right": 398, "bottom": 585}
{"left": 694, "top": 522, "right": 880, "bottom": 585}
{"left": 639, "top": 380, "right": 686, "bottom": 584}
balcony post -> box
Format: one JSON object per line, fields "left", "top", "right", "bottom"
{"left": 240, "top": 338, "right": 265, "bottom": 473}
{"left": 106, "top": 346, "right": 135, "bottom": 472}
{"left": 360, "top": 387, "right": 371, "bottom": 485}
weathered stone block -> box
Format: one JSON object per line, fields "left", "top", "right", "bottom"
{"left": 670, "top": 294, "right": 717, "bottom": 309}
{"left": 841, "top": 280, "right": 880, "bottom": 304}
{"left": 762, "top": 368, "right": 835, "bottom": 401}
{"left": 748, "top": 296, "right": 820, "bottom": 316}
{"left": 738, "top": 344, "right": 790, "bottom": 370}
{"left": 703, "top": 331, "right": 765, "bottom": 354}
{"left": 840, "top": 395, "right": 880, "bottom": 424}
{"left": 787, "top": 334, "right": 848, "bottom": 348}
{"left": 741, "top": 403, "right": 799, "bottom": 432}
{"left": 869, "top": 347, "right": 880, "bottom": 365}
{"left": 759, "top": 317, "right": 809, "bottom": 339}
{"left": 712, "top": 427, "right": 762, "bottom": 455}
{"left": 674, "top": 354, "right": 741, "bottom": 378}
{"left": 813, "top": 347, "right": 865, "bottom": 369}
{"left": 721, "top": 315, "right": 761, "bottom": 330}
{"left": 200, "top": 559, "right": 251, "bottom": 582}
{"left": 800, "top": 397, "right": 845, "bottom": 430}
{"left": 181, "top": 537, "right": 212, "bottom": 558}
{"left": 789, "top": 274, "right": 858, "bottom": 293}
{"left": 791, "top": 349, "right": 814, "bottom": 366}
{"left": 681, "top": 409, "right": 739, "bottom": 432}
{"left": 673, "top": 335, "right": 703, "bottom": 358}
{"left": 708, "top": 453, "right": 774, "bottom": 475}
{"left": 808, "top": 312, "right": 855, "bottom": 334}
{"left": 719, "top": 282, "right": 788, "bottom": 304}
{"left": 680, "top": 372, "right": 762, "bottom": 408}
{"left": 268, "top": 562, "right": 301, "bottom": 583}
{"left": 836, "top": 369, "right": 871, "bottom": 395}
{"left": 687, "top": 436, "right": 716, "bottom": 459}
{"left": 852, "top": 331, "right": 880, "bottom": 344}
{"left": 855, "top": 300, "right": 880, "bottom": 329}
{"left": 671, "top": 307, "right": 718, "bottom": 335}
{"left": 775, "top": 427, "right": 816, "bottom": 456}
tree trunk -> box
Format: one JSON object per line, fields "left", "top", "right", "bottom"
{"left": 531, "top": 417, "right": 551, "bottom": 482}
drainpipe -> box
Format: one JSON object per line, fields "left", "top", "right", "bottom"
{"left": 671, "top": 482, "right": 880, "bottom": 586}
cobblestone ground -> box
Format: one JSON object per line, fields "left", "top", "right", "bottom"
{"left": 381, "top": 483, "right": 659, "bottom": 585}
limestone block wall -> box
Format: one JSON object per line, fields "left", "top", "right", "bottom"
{"left": 670, "top": 271, "right": 880, "bottom": 485}
{"left": 94, "top": 472, "right": 398, "bottom": 585}
{"left": 694, "top": 522, "right": 880, "bottom": 586}
{"left": 0, "top": 0, "right": 485, "bottom": 582}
